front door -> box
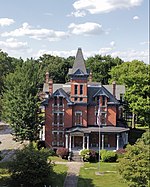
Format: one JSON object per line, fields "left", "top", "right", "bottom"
{"left": 74, "top": 136, "right": 82, "bottom": 147}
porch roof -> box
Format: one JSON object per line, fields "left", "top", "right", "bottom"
{"left": 66, "top": 126, "right": 130, "bottom": 134}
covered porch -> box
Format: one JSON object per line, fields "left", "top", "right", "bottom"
{"left": 65, "top": 126, "right": 129, "bottom": 152}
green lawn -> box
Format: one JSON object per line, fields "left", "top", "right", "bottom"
{"left": 78, "top": 162, "right": 128, "bottom": 187}
{"left": 49, "top": 155, "right": 68, "bottom": 162}
{"left": 50, "top": 164, "right": 68, "bottom": 187}
{"left": 0, "top": 162, "right": 10, "bottom": 186}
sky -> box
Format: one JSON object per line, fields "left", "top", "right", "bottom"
{"left": 0, "top": 0, "right": 149, "bottom": 63}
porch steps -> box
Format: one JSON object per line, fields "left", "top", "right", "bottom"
{"left": 72, "top": 151, "right": 82, "bottom": 162}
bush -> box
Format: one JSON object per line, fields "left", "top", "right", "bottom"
{"left": 116, "top": 148, "right": 126, "bottom": 159}
{"left": 80, "top": 149, "right": 90, "bottom": 162}
{"left": 8, "top": 143, "right": 53, "bottom": 187}
{"left": 56, "top": 148, "right": 69, "bottom": 159}
{"left": 101, "top": 150, "right": 117, "bottom": 162}
{"left": 80, "top": 149, "right": 98, "bottom": 162}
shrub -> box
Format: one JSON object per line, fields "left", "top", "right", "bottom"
{"left": 80, "top": 149, "right": 98, "bottom": 162}
{"left": 80, "top": 149, "right": 90, "bottom": 162}
{"left": 116, "top": 148, "right": 126, "bottom": 159}
{"left": 56, "top": 148, "right": 69, "bottom": 159}
{"left": 8, "top": 143, "right": 53, "bottom": 187}
{"left": 101, "top": 150, "right": 117, "bottom": 162}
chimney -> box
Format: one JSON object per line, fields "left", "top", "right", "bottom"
{"left": 89, "top": 71, "right": 92, "bottom": 82}
{"left": 45, "top": 72, "right": 49, "bottom": 83}
{"left": 112, "top": 81, "right": 116, "bottom": 98}
{"left": 48, "top": 79, "right": 53, "bottom": 95}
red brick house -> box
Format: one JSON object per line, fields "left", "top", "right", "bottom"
{"left": 42, "top": 48, "right": 129, "bottom": 151}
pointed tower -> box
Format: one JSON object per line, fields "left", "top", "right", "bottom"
{"left": 68, "top": 48, "right": 89, "bottom": 103}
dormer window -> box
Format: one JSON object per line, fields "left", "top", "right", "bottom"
{"left": 54, "top": 97, "right": 57, "bottom": 106}
{"left": 102, "top": 96, "right": 105, "bottom": 106}
{"left": 59, "top": 97, "right": 63, "bottom": 106}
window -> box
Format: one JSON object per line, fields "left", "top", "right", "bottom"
{"left": 75, "top": 112, "right": 82, "bottom": 125}
{"left": 59, "top": 97, "right": 63, "bottom": 106}
{"left": 80, "top": 85, "right": 83, "bottom": 95}
{"left": 101, "top": 113, "right": 106, "bottom": 125}
{"left": 80, "top": 97, "right": 83, "bottom": 102}
{"left": 54, "top": 97, "right": 57, "bottom": 106}
{"left": 74, "top": 85, "right": 78, "bottom": 95}
{"left": 52, "top": 131, "right": 64, "bottom": 146}
{"left": 53, "top": 132, "right": 57, "bottom": 146}
{"left": 102, "top": 96, "right": 105, "bottom": 106}
{"left": 59, "top": 113, "right": 63, "bottom": 125}
{"left": 54, "top": 113, "right": 57, "bottom": 124}
{"left": 74, "top": 97, "right": 78, "bottom": 101}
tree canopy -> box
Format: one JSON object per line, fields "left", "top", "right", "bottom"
{"left": 86, "top": 55, "right": 123, "bottom": 84}
{"left": 118, "top": 131, "right": 150, "bottom": 187}
{"left": 2, "top": 59, "right": 43, "bottom": 141}
{"left": 109, "top": 60, "right": 150, "bottom": 127}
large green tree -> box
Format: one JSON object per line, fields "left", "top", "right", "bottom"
{"left": 38, "top": 54, "right": 73, "bottom": 83}
{"left": 2, "top": 59, "right": 43, "bottom": 141}
{"left": 0, "top": 50, "right": 23, "bottom": 118}
{"left": 86, "top": 55, "right": 123, "bottom": 84}
{"left": 109, "top": 60, "right": 150, "bottom": 127}
{"left": 118, "top": 131, "right": 150, "bottom": 187}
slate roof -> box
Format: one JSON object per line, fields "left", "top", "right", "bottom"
{"left": 68, "top": 48, "right": 88, "bottom": 76}
{"left": 66, "top": 126, "right": 129, "bottom": 134}
{"left": 52, "top": 88, "right": 71, "bottom": 103}
{"left": 88, "top": 85, "right": 119, "bottom": 105}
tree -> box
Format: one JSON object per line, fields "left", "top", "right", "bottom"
{"left": 38, "top": 54, "right": 72, "bottom": 83}
{"left": 8, "top": 144, "right": 53, "bottom": 187}
{"left": 0, "top": 50, "right": 23, "bottom": 118}
{"left": 109, "top": 60, "right": 150, "bottom": 127}
{"left": 86, "top": 55, "right": 123, "bottom": 84}
{"left": 118, "top": 131, "right": 150, "bottom": 187}
{"left": 2, "top": 59, "right": 43, "bottom": 141}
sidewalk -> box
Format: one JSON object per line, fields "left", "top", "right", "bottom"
{"left": 55, "top": 161, "right": 83, "bottom": 187}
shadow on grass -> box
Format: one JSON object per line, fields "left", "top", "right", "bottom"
{"left": 77, "top": 175, "right": 95, "bottom": 187}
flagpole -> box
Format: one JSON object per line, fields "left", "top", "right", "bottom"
{"left": 98, "top": 101, "right": 101, "bottom": 174}
{"left": 98, "top": 117, "right": 100, "bottom": 173}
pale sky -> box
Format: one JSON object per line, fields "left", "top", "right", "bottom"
{"left": 0, "top": 0, "right": 149, "bottom": 63}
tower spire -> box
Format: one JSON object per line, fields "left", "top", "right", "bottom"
{"left": 71, "top": 48, "right": 88, "bottom": 75}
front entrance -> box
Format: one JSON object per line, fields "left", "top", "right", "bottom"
{"left": 74, "top": 136, "right": 82, "bottom": 147}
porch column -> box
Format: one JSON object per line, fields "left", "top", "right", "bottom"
{"left": 65, "top": 134, "right": 68, "bottom": 149}
{"left": 83, "top": 135, "right": 85, "bottom": 149}
{"left": 42, "top": 125, "right": 45, "bottom": 141}
{"left": 125, "top": 132, "right": 128, "bottom": 144}
{"left": 39, "top": 130, "right": 42, "bottom": 140}
{"left": 69, "top": 135, "right": 72, "bottom": 151}
{"left": 87, "top": 135, "right": 89, "bottom": 149}
{"left": 102, "top": 134, "right": 104, "bottom": 150}
{"left": 72, "top": 136, "right": 75, "bottom": 148}
{"left": 116, "top": 134, "right": 120, "bottom": 150}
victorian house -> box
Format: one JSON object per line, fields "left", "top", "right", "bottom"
{"left": 42, "top": 48, "right": 129, "bottom": 151}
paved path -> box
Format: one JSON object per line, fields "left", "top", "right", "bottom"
{"left": 55, "top": 161, "right": 83, "bottom": 187}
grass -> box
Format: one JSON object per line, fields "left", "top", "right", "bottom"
{"left": 0, "top": 162, "right": 10, "bottom": 186}
{"left": 50, "top": 164, "right": 68, "bottom": 187}
{"left": 78, "top": 162, "right": 128, "bottom": 187}
{"left": 49, "top": 155, "right": 68, "bottom": 162}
